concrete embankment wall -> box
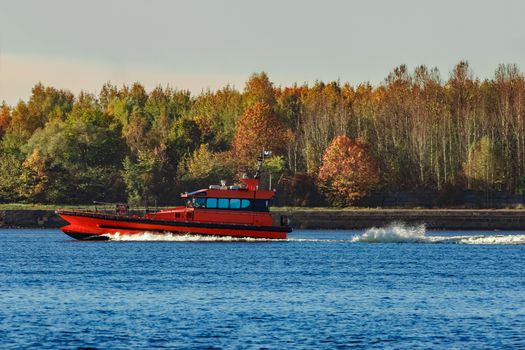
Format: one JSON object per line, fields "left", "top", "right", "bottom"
{"left": 1, "top": 209, "right": 525, "bottom": 230}
{"left": 273, "top": 209, "right": 525, "bottom": 230}
{"left": 0, "top": 210, "right": 66, "bottom": 228}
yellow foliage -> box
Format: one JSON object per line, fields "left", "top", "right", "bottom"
{"left": 20, "top": 149, "right": 49, "bottom": 200}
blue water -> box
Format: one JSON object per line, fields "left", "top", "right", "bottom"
{"left": 1, "top": 228, "right": 524, "bottom": 349}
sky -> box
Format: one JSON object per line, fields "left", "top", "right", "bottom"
{"left": 1, "top": 0, "right": 525, "bottom": 104}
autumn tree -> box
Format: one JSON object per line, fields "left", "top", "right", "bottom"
{"left": 318, "top": 135, "right": 379, "bottom": 206}
{"left": 3, "top": 64, "right": 525, "bottom": 207}
{"left": 301, "top": 81, "right": 351, "bottom": 173}
{"left": 493, "top": 63, "right": 525, "bottom": 192}
{"left": 0, "top": 103, "right": 11, "bottom": 139}
{"left": 243, "top": 72, "right": 276, "bottom": 109}
{"left": 463, "top": 136, "right": 503, "bottom": 191}
{"left": 232, "top": 102, "right": 288, "bottom": 168}
{"left": 19, "top": 149, "right": 49, "bottom": 202}
{"left": 6, "top": 84, "right": 73, "bottom": 144}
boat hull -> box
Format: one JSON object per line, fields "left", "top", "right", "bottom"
{"left": 56, "top": 210, "right": 290, "bottom": 240}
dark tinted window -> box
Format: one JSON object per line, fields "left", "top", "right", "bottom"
{"left": 193, "top": 197, "right": 269, "bottom": 212}
{"left": 193, "top": 197, "right": 206, "bottom": 208}
{"left": 248, "top": 200, "right": 268, "bottom": 211}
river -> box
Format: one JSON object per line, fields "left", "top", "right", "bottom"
{"left": 1, "top": 227, "right": 524, "bottom": 348}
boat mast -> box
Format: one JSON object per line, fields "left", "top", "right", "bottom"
{"left": 254, "top": 150, "right": 272, "bottom": 179}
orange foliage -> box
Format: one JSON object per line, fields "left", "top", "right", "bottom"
{"left": 232, "top": 102, "right": 287, "bottom": 167}
{"left": 243, "top": 72, "right": 276, "bottom": 108}
{"left": 0, "top": 104, "right": 11, "bottom": 138}
{"left": 318, "top": 135, "right": 379, "bottom": 206}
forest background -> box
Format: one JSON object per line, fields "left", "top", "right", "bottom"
{"left": 1, "top": 61, "right": 524, "bottom": 207}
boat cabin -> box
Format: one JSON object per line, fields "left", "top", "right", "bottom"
{"left": 145, "top": 177, "right": 277, "bottom": 226}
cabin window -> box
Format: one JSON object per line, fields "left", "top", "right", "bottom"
{"left": 206, "top": 198, "right": 218, "bottom": 208}
{"left": 218, "top": 198, "right": 229, "bottom": 209}
{"left": 191, "top": 197, "right": 268, "bottom": 211}
{"left": 193, "top": 197, "right": 206, "bottom": 208}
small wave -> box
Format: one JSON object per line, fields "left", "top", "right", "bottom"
{"left": 352, "top": 223, "right": 429, "bottom": 243}
{"left": 454, "top": 234, "right": 525, "bottom": 245}
{"left": 352, "top": 223, "right": 525, "bottom": 245}
{"left": 104, "top": 232, "right": 279, "bottom": 242}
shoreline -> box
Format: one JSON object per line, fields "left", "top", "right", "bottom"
{"left": 1, "top": 208, "right": 525, "bottom": 230}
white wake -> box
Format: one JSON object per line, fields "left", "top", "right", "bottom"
{"left": 103, "top": 232, "right": 278, "bottom": 242}
{"left": 351, "top": 223, "right": 525, "bottom": 245}
{"left": 101, "top": 225, "right": 525, "bottom": 245}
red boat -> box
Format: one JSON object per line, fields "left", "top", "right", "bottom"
{"left": 56, "top": 152, "right": 291, "bottom": 240}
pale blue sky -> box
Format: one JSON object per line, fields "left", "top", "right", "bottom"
{"left": 1, "top": 0, "right": 524, "bottom": 103}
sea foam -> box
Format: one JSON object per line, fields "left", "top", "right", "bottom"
{"left": 352, "top": 222, "right": 428, "bottom": 243}
{"left": 103, "top": 232, "right": 277, "bottom": 242}
{"left": 352, "top": 222, "right": 525, "bottom": 245}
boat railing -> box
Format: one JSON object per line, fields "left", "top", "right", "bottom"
{"left": 65, "top": 201, "right": 159, "bottom": 217}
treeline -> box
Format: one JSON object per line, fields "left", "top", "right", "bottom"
{"left": 0, "top": 61, "right": 524, "bottom": 206}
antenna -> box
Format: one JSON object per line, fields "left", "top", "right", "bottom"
{"left": 254, "top": 150, "right": 272, "bottom": 179}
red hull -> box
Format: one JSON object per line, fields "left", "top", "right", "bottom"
{"left": 56, "top": 210, "right": 290, "bottom": 240}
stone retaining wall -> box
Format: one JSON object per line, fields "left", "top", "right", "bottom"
{"left": 0, "top": 210, "right": 66, "bottom": 228}
{"left": 273, "top": 209, "right": 525, "bottom": 230}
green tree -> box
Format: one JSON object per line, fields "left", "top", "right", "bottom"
{"left": 190, "top": 86, "right": 243, "bottom": 150}
{"left": 168, "top": 115, "right": 202, "bottom": 165}
{"left": 263, "top": 155, "right": 285, "bottom": 190}
{"left": 22, "top": 93, "right": 126, "bottom": 203}
{"left": 179, "top": 144, "right": 236, "bottom": 189}
{"left": 122, "top": 153, "right": 155, "bottom": 205}
{"left": 122, "top": 144, "right": 175, "bottom": 205}
{"left": 0, "top": 153, "right": 23, "bottom": 202}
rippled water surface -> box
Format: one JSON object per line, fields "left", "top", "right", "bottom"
{"left": 1, "top": 227, "right": 524, "bottom": 349}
